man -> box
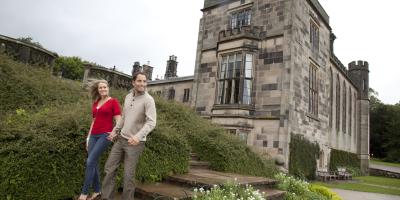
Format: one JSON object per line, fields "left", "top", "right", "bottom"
{"left": 102, "top": 72, "right": 156, "bottom": 200}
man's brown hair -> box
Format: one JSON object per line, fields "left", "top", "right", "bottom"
{"left": 132, "top": 72, "right": 147, "bottom": 81}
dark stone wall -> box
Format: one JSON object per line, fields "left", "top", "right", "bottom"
{"left": 0, "top": 34, "right": 57, "bottom": 71}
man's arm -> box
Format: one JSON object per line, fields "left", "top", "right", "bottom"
{"left": 134, "top": 97, "right": 156, "bottom": 141}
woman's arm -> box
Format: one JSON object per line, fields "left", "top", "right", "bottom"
{"left": 86, "top": 118, "right": 95, "bottom": 150}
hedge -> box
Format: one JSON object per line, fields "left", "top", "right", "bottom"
{"left": 329, "top": 149, "right": 360, "bottom": 173}
{"left": 0, "top": 55, "right": 277, "bottom": 199}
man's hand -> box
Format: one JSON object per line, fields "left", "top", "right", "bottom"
{"left": 107, "top": 131, "right": 117, "bottom": 141}
{"left": 128, "top": 135, "right": 140, "bottom": 145}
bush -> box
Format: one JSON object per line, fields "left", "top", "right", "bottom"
{"left": 289, "top": 134, "right": 320, "bottom": 180}
{"left": 0, "top": 54, "right": 85, "bottom": 115}
{"left": 309, "top": 184, "right": 342, "bottom": 200}
{"left": 155, "top": 98, "right": 278, "bottom": 178}
{"left": 275, "top": 173, "right": 340, "bottom": 200}
{"left": 0, "top": 55, "right": 277, "bottom": 199}
{"left": 136, "top": 124, "right": 190, "bottom": 182}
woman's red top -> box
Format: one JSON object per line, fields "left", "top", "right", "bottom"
{"left": 91, "top": 98, "right": 121, "bottom": 134}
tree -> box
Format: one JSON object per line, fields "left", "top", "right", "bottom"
{"left": 17, "top": 36, "right": 43, "bottom": 48}
{"left": 54, "top": 56, "right": 85, "bottom": 80}
{"left": 369, "top": 88, "right": 400, "bottom": 162}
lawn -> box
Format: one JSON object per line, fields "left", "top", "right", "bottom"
{"left": 370, "top": 159, "right": 400, "bottom": 168}
{"left": 314, "top": 176, "right": 400, "bottom": 196}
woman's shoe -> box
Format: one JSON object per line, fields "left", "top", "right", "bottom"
{"left": 89, "top": 192, "right": 101, "bottom": 200}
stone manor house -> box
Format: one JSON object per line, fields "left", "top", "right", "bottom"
{"left": 144, "top": 0, "right": 370, "bottom": 173}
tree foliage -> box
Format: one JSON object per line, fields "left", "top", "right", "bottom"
{"left": 17, "top": 36, "right": 43, "bottom": 48}
{"left": 54, "top": 56, "right": 85, "bottom": 80}
{"left": 369, "top": 88, "right": 400, "bottom": 162}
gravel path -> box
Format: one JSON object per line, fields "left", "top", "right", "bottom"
{"left": 332, "top": 188, "right": 400, "bottom": 200}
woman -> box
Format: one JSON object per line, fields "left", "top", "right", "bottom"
{"left": 79, "top": 80, "right": 121, "bottom": 200}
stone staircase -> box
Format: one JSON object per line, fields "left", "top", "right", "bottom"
{"left": 132, "top": 153, "right": 285, "bottom": 200}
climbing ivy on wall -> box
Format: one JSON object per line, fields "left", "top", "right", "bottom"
{"left": 289, "top": 134, "right": 320, "bottom": 180}
{"left": 329, "top": 149, "right": 360, "bottom": 171}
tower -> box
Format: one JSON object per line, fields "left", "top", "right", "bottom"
{"left": 348, "top": 60, "right": 370, "bottom": 175}
{"left": 164, "top": 55, "right": 178, "bottom": 79}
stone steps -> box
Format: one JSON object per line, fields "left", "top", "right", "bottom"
{"left": 166, "top": 168, "right": 278, "bottom": 189}
{"left": 132, "top": 152, "right": 285, "bottom": 199}
{"left": 134, "top": 168, "right": 284, "bottom": 199}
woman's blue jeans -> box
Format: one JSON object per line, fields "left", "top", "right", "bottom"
{"left": 81, "top": 133, "right": 111, "bottom": 195}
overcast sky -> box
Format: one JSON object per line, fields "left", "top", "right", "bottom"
{"left": 1, "top": 0, "right": 399, "bottom": 104}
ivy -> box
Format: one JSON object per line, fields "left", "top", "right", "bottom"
{"left": 289, "top": 134, "right": 320, "bottom": 180}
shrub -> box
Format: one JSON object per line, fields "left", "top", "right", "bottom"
{"left": 309, "top": 184, "right": 342, "bottom": 200}
{"left": 155, "top": 98, "right": 278, "bottom": 178}
{"left": 275, "top": 173, "right": 340, "bottom": 200}
{"left": 0, "top": 55, "right": 277, "bottom": 199}
{"left": 289, "top": 134, "right": 320, "bottom": 180}
{"left": 0, "top": 54, "right": 85, "bottom": 115}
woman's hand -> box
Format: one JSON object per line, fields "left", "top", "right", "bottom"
{"left": 107, "top": 131, "right": 117, "bottom": 141}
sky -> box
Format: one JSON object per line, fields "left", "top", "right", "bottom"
{"left": 0, "top": 0, "right": 399, "bottom": 104}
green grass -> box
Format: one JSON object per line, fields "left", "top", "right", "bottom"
{"left": 314, "top": 176, "right": 400, "bottom": 196}
{"left": 371, "top": 159, "right": 400, "bottom": 168}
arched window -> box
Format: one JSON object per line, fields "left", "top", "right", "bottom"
{"left": 342, "top": 81, "right": 346, "bottom": 133}
{"left": 336, "top": 75, "right": 340, "bottom": 131}
{"left": 329, "top": 68, "right": 333, "bottom": 128}
{"left": 349, "top": 87, "right": 352, "bottom": 135}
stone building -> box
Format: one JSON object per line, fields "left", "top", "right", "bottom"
{"left": 148, "top": 0, "right": 370, "bottom": 173}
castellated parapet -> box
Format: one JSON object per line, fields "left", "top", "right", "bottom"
{"left": 348, "top": 60, "right": 369, "bottom": 100}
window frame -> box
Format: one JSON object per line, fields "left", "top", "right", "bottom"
{"left": 217, "top": 52, "right": 254, "bottom": 105}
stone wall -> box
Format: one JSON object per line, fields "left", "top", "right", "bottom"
{"left": 0, "top": 34, "right": 57, "bottom": 71}
{"left": 147, "top": 77, "right": 194, "bottom": 105}
{"left": 83, "top": 64, "right": 132, "bottom": 90}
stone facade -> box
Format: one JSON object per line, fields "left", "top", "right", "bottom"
{"left": 148, "top": 0, "right": 370, "bottom": 173}
{"left": 0, "top": 34, "right": 57, "bottom": 71}
{"left": 83, "top": 64, "right": 132, "bottom": 90}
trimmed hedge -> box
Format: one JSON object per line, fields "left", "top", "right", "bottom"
{"left": 155, "top": 98, "right": 278, "bottom": 178}
{"left": 289, "top": 134, "right": 320, "bottom": 180}
{"left": 329, "top": 149, "right": 360, "bottom": 172}
{"left": 0, "top": 54, "right": 85, "bottom": 115}
{"left": 0, "top": 55, "right": 277, "bottom": 199}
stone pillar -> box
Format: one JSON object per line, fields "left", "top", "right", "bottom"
{"left": 348, "top": 60, "right": 370, "bottom": 175}
{"left": 18, "top": 45, "right": 31, "bottom": 63}
{"left": 0, "top": 42, "right": 5, "bottom": 54}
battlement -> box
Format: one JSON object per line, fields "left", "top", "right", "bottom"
{"left": 218, "top": 26, "right": 261, "bottom": 42}
{"left": 348, "top": 60, "right": 369, "bottom": 71}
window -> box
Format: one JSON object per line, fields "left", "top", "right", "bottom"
{"left": 217, "top": 53, "right": 253, "bottom": 105}
{"left": 310, "top": 20, "right": 319, "bottom": 52}
{"left": 349, "top": 87, "right": 352, "bottom": 135}
{"left": 230, "top": 10, "right": 251, "bottom": 29}
{"left": 237, "top": 129, "right": 249, "bottom": 143}
{"left": 183, "top": 88, "right": 190, "bottom": 102}
{"left": 329, "top": 68, "right": 333, "bottom": 128}
{"left": 168, "top": 88, "right": 175, "bottom": 100}
{"left": 342, "top": 81, "right": 346, "bottom": 133}
{"left": 309, "top": 63, "right": 318, "bottom": 115}
{"left": 336, "top": 75, "right": 340, "bottom": 131}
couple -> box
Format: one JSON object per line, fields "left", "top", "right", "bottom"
{"left": 79, "top": 72, "right": 156, "bottom": 200}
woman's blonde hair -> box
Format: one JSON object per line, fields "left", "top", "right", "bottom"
{"left": 89, "top": 79, "right": 109, "bottom": 101}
